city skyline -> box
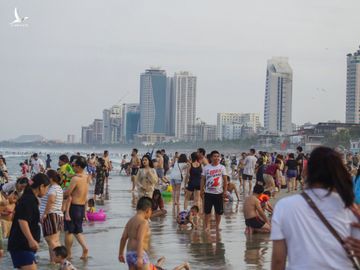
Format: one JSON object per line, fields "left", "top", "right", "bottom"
{"left": 1, "top": 1, "right": 360, "bottom": 140}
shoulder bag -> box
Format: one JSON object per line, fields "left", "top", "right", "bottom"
{"left": 301, "top": 191, "right": 360, "bottom": 270}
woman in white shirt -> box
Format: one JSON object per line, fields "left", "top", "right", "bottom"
{"left": 135, "top": 155, "right": 158, "bottom": 198}
{"left": 40, "top": 170, "right": 64, "bottom": 264}
{"left": 271, "top": 146, "right": 358, "bottom": 270}
{"left": 170, "top": 154, "right": 188, "bottom": 205}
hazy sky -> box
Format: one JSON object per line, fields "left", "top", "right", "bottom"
{"left": 0, "top": 0, "right": 359, "bottom": 141}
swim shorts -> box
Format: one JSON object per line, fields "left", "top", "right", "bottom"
{"left": 126, "top": 251, "right": 150, "bottom": 267}
{"left": 131, "top": 168, "right": 139, "bottom": 176}
{"left": 86, "top": 166, "right": 96, "bottom": 175}
{"left": 243, "top": 174, "right": 253, "bottom": 181}
{"left": 64, "top": 204, "right": 85, "bottom": 234}
{"left": 245, "top": 217, "right": 265, "bottom": 229}
{"left": 42, "top": 213, "right": 63, "bottom": 237}
{"left": 204, "top": 193, "right": 224, "bottom": 215}
{"left": 156, "top": 168, "right": 164, "bottom": 179}
{"left": 10, "top": 250, "right": 36, "bottom": 269}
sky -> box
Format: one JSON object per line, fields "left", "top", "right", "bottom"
{"left": 0, "top": 0, "right": 359, "bottom": 141}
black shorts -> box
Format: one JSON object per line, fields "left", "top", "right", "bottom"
{"left": 243, "top": 174, "right": 253, "bottom": 181}
{"left": 131, "top": 168, "right": 139, "bottom": 176}
{"left": 187, "top": 179, "right": 201, "bottom": 192}
{"left": 64, "top": 204, "right": 85, "bottom": 234}
{"left": 245, "top": 217, "right": 265, "bottom": 229}
{"left": 204, "top": 193, "right": 224, "bottom": 215}
{"left": 105, "top": 171, "right": 109, "bottom": 177}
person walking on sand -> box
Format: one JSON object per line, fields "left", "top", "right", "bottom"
{"left": 64, "top": 156, "right": 89, "bottom": 260}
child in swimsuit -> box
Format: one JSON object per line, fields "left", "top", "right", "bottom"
{"left": 118, "top": 197, "right": 153, "bottom": 269}
{"left": 87, "top": 198, "right": 96, "bottom": 213}
{"left": 177, "top": 205, "right": 199, "bottom": 228}
{"left": 53, "top": 246, "right": 77, "bottom": 270}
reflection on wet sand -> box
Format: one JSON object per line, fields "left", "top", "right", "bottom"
{"left": 244, "top": 233, "right": 270, "bottom": 270}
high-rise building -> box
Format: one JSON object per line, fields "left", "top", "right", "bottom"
{"left": 92, "top": 119, "right": 103, "bottom": 144}
{"left": 264, "top": 57, "right": 293, "bottom": 134}
{"left": 81, "top": 125, "right": 93, "bottom": 144}
{"left": 67, "top": 134, "right": 76, "bottom": 144}
{"left": 216, "top": 113, "right": 261, "bottom": 140}
{"left": 102, "top": 109, "right": 111, "bottom": 144}
{"left": 139, "top": 68, "right": 168, "bottom": 134}
{"left": 346, "top": 47, "right": 360, "bottom": 124}
{"left": 172, "top": 71, "right": 197, "bottom": 141}
{"left": 109, "top": 105, "right": 122, "bottom": 144}
{"left": 121, "top": 103, "right": 140, "bottom": 143}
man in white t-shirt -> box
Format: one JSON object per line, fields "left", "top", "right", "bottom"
{"left": 243, "top": 149, "right": 257, "bottom": 195}
{"left": 200, "top": 150, "right": 228, "bottom": 231}
{"left": 31, "top": 153, "right": 45, "bottom": 176}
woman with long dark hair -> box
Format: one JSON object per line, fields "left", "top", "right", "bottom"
{"left": 184, "top": 152, "right": 202, "bottom": 209}
{"left": 135, "top": 155, "right": 158, "bottom": 198}
{"left": 271, "top": 146, "right": 358, "bottom": 270}
{"left": 8, "top": 173, "right": 50, "bottom": 270}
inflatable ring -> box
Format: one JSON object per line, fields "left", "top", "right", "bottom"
{"left": 87, "top": 209, "right": 107, "bottom": 221}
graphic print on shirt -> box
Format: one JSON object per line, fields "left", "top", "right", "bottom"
{"left": 203, "top": 164, "right": 227, "bottom": 194}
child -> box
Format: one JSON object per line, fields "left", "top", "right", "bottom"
{"left": 87, "top": 198, "right": 96, "bottom": 213}
{"left": 150, "top": 256, "right": 191, "bottom": 270}
{"left": 177, "top": 205, "right": 199, "bottom": 229}
{"left": 151, "top": 189, "right": 167, "bottom": 218}
{"left": 53, "top": 246, "right": 77, "bottom": 270}
{"left": 119, "top": 197, "right": 153, "bottom": 269}
{"left": 258, "top": 190, "right": 273, "bottom": 214}
{"left": 0, "top": 191, "right": 18, "bottom": 238}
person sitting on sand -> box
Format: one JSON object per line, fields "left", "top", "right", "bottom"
{"left": 53, "top": 246, "right": 77, "bottom": 270}
{"left": 150, "top": 256, "right": 190, "bottom": 270}
{"left": 151, "top": 189, "right": 167, "bottom": 218}
{"left": 177, "top": 205, "right": 200, "bottom": 229}
{"left": 243, "top": 185, "right": 271, "bottom": 234}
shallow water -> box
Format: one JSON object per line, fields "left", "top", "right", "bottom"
{"left": 0, "top": 155, "right": 272, "bottom": 270}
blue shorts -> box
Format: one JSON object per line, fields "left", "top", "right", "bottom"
{"left": 286, "top": 170, "right": 297, "bottom": 178}
{"left": 126, "top": 251, "right": 150, "bottom": 267}
{"left": 87, "top": 166, "right": 96, "bottom": 174}
{"left": 171, "top": 178, "right": 182, "bottom": 186}
{"left": 10, "top": 250, "right": 36, "bottom": 269}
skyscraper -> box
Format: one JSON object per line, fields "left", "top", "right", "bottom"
{"left": 139, "top": 68, "right": 168, "bottom": 134}
{"left": 102, "top": 109, "right": 111, "bottom": 144}
{"left": 264, "top": 57, "right": 293, "bottom": 134}
{"left": 346, "top": 47, "right": 360, "bottom": 124}
{"left": 173, "top": 71, "right": 197, "bottom": 141}
{"left": 121, "top": 103, "right": 140, "bottom": 143}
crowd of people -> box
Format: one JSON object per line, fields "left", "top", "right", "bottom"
{"left": 0, "top": 146, "right": 360, "bottom": 269}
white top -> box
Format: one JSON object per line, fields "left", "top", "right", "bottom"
{"left": 40, "top": 184, "right": 64, "bottom": 216}
{"left": 1, "top": 181, "right": 16, "bottom": 195}
{"left": 271, "top": 188, "right": 357, "bottom": 270}
{"left": 202, "top": 164, "right": 227, "bottom": 194}
{"left": 169, "top": 162, "right": 187, "bottom": 181}
{"left": 243, "top": 155, "right": 257, "bottom": 176}
{"left": 32, "top": 158, "right": 44, "bottom": 173}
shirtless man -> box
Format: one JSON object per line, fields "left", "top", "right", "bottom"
{"left": 243, "top": 184, "right": 270, "bottom": 234}
{"left": 197, "top": 148, "right": 209, "bottom": 166}
{"left": 119, "top": 197, "right": 152, "bottom": 270}
{"left": 155, "top": 150, "right": 164, "bottom": 181}
{"left": 130, "top": 149, "right": 141, "bottom": 192}
{"left": 64, "top": 156, "right": 89, "bottom": 260}
{"left": 103, "top": 150, "right": 112, "bottom": 185}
